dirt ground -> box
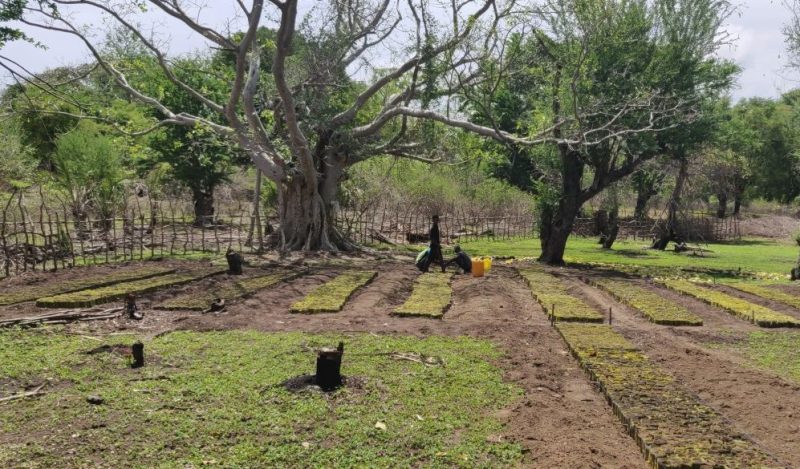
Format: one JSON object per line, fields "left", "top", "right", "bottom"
{"left": 4, "top": 260, "right": 800, "bottom": 467}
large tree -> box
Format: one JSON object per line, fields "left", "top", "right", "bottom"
{"left": 465, "top": 0, "right": 736, "bottom": 263}
{"left": 2, "top": 0, "right": 510, "bottom": 251}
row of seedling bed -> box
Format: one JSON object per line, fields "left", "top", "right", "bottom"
{"left": 2, "top": 263, "right": 456, "bottom": 319}
{"left": 556, "top": 323, "right": 779, "bottom": 468}
{"left": 517, "top": 268, "right": 604, "bottom": 323}
{"left": 661, "top": 279, "right": 800, "bottom": 328}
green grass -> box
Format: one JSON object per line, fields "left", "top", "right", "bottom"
{"left": 662, "top": 280, "right": 800, "bottom": 328}
{"left": 290, "top": 271, "right": 377, "bottom": 313}
{"left": 0, "top": 328, "right": 523, "bottom": 468}
{"left": 0, "top": 265, "right": 176, "bottom": 305}
{"left": 393, "top": 273, "right": 453, "bottom": 318}
{"left": 588, "top": 278, "right": 703, "bottom": 326}
{"left": 721, "top": 331, "right": 800, "bottom": 383}
{"left": 555, "top": 323, "right": 778, "bottom": 467}
{"left": 35, "top": 268, "right": 225, "bottom": 308}
{"left": 460, "top": 237, "right": 797, "bottom": 276}
{"left": 158, "top": 271, "right": 300, "bottom": 311}
{"left": 517, "top": 268, "right": 604, "bottom": 323}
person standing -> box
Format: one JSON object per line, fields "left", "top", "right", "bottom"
{"left": 426, "top": 215, "right": 446, "bottom": 273}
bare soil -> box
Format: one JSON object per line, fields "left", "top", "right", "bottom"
{"left": 6, "top": 259, "right": 800, "bottom": 466}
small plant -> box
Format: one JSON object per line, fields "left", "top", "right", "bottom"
{"left": 518, "top": 268, "right": 604, "bottom": 323}
{"left": 290, "top": 271, "right": 377, "bottom": 313}
{"left": 36, "top": 268, "right": 224, "bottom": 308}
{"left": 393, "top": 273, "right": 452, "bottom": 318}
{"left": 589, "top": 277, "right": 703, "bottom": 326}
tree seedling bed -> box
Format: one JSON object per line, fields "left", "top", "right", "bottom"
{"left": 586, "top": 277, "right": 703, "bottom": 326}
{"left": 290, "top": 271, "right": 377, "bottom": 314}
{"left": 392, "top": 273, "right": 452, "bottom": 318}
{"left": 555, "top": 323, "right": 780, "bottom": 468}
{"left": 158, "top": 270, "right": 302, "bottom": 310}
{"left": 0, "top": 266, "right": 175, "bottom": 306}
{"left": 518, "top": 268, "right": 603, "bottom": 323}
{"left": 662, "top": 280, "right": 800, "bottom": 328}
{"left": 729, "top": 282, "right": 800, "bottom": 310}
{"left": 35, "top": 268, "right": 225, "bottom": 308}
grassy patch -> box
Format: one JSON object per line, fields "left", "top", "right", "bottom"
{"left": 588, "top": 278, "right": 703, "bottom": 326}
{"left": 460, "top": 237, "right": 796, "bottom": 276}
{"left": 290, "top": 271, "right": 377, "bottom": 314}
{"left": 720, "top": 331, "right": 800, "bottom": 383}
{"left": 517, "top": 268, "right": 603, "bottom": 323}
{"left": 555, "top": 323, "right": 778, "bottom": 467}
{"left": 662, "top": 280, "right": 800, "bottom": 328}
{"left": 158, "top": 271, "right": 301, "bottom": 311}
{"left": 0, "top": 265, "right": 175, "bottom": 306}
{"left": 0, "top": 329, "right": 523, "bottom": 468}
{"left": 393, "top": 273, "right": 453, "bottom": 318}
{"left": 728, "top": 283, "right": 800, "bottom": 310}
{"left": 35, "top": 268, "right": 225, "bottom": 308}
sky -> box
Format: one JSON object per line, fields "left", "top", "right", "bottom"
{"left": 1, "top": 0, "right": 799, "bottom": 102}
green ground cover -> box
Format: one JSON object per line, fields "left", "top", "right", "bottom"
{"left": 662, "top": 280, "right": 800, "bottom": 328}
{"left": 393, "top": 273, "right": 453, "bottom": 318}
{"left": 158, "top": 271, "right": 300, "bottom": 310}
{"left": 35, "top": 268, "right": 225, "bottom": 308}
{"left": 517, "top": 268, "right": 604, "bottom": 323}
{"left": 555, "top": 323, "right": 779, "bottom": 467}
{"left": 0, "top": 265, "right": 175, "bottom": 305}
{"left": 588, "top": 277, "right": 703, "bottom": 326}
{"left": 0, "top": 329, "right": 523, "bottom": 468}
{"left": 460, "top": 237, "right": 796, "bottom": 276}
{"left": 719, "top": 331, "right": 800, "bottom": 383}
{"left": 290, "top": 271, "right": 377, "bottom": 313}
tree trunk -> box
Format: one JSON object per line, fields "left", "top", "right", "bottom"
{"left": 716, "top": 193, "right": 727, "bottom": 219}
{"left": 733, "top": 192, "right": 743, "bottom": 216}
{"left": 602, "top": 207, "right": 619, "bottom": 249}
{"left": 634, "top": 190, "right": 652, "bottom": 220}
{"left": 538, "top": 149, "right": 583, "bottom": 265}
{"left": 192, "top": 190, "right": 215, "bottom": 227}
{"left": 246, "top": 170, "right": 264, "bottom": 251}
{"left": 652, "top": 158, "right": 688, "bottom": 250}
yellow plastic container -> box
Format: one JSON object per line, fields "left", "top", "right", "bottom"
{"left": 472, "top": 258, "right": 485, "bottom": 277}
{"left": 483, "top": 257, "right": 492, "bottom": 272}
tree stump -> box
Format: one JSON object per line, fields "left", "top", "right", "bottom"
{"left": 131, "top": 341, "right": 144, "bottom": 368}
{"left": 125, "top": 294, "right": 143, "bottom": 320}
{"left": 226, "top": 248, "right": 243, "bottom": 275}
{"left": 315, "top": 342, "right": 344, "bottom": 391}
{"left": 791, "top": 266, "right": 800, "bottom": 281}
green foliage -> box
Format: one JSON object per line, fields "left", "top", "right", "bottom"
{"left": 517, "top": 268, "right": 604, "bottom": 322}
{"left": 556, "top": 322, "right": 778, "bottom": 467}
{"left": 728, "top": 283, "right": 800, "bottom": 310}
{"left": 35, "top": 268, "right": 224, "bottom": 308}
{"left": 51, "top": 121, "right": 128, "bottom": 219}
{"left": 290, "top": 271, "right": 377, "bottom": 313}
{"left": 662, "top": 279, "right": 800, "bottom": 327}
{"left": 0, "top": 120, "right": 36, "bottom": 189}
{"left": 0, "top": 329, "right": 523, "bottom": 467}
{"left": 722, "top": 331, "right": 800, "bottom": 383}
{"left": 0, "top": 265, "right": 174, "bottom": 306}
{"left": 393, "top": 273, "right": 453, "bottom": 318}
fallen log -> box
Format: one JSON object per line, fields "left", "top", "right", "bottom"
{"left": 0, "top": 307, "right": 123, "bottom": 328}
{"left": 0, "top": 383, "right": 46, "bottom": 403}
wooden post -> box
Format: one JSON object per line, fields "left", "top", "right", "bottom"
{"left": 551, "top": 304, "right": 556, "bottom": 325}
{"left": 609, "top": 307, "right": 612, "bottom": 325}
{"left": 131, "top": 342, "right": 144, "bottom": 368}
{"left": 315, "top": 342, "right": 344, "bottom": 391}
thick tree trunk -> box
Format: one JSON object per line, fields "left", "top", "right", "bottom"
{"left": 634, "top": 190, "right": 653, "bottom": 220}
{"left": 716, "top": 193, "right": 727, "bottom": 218}
{"left": 653, "top": 158, "right": 688, "bottom": 250}
{"left": 602, "top": 208, "right": 619, "bottom": 249}
{"left": 277, "top": 154, "right": 350, "bottom": 251}
{"left": 539, "top": 149, "right": 583, "bottom": 265}
{"left": 192, "top": 190, "right": 215, "bottom": 227}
